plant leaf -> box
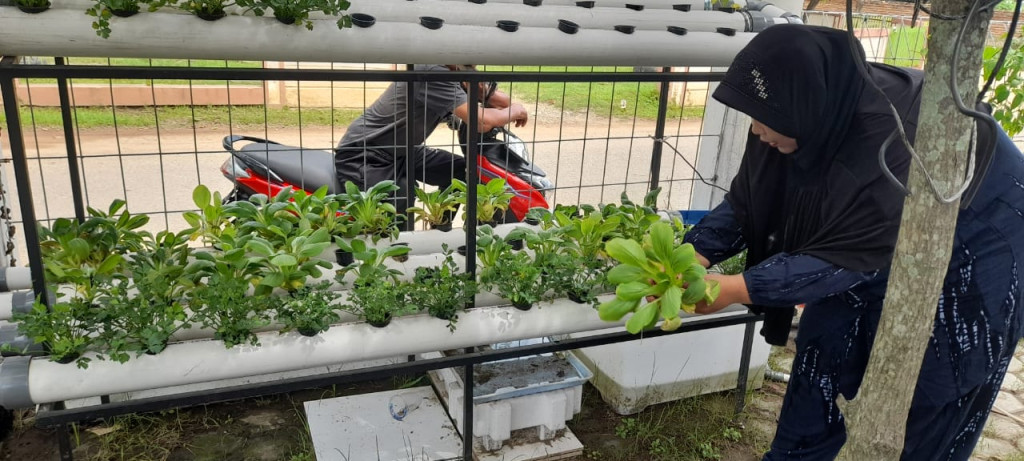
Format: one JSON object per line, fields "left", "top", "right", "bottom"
{"left": 606, "top": 264, "right": 646, "bottom": 284}
{"left": 605, "top": 238, "right": 648, "bottom": 268}
{"left": 681, "top": 279, "right": 707, "bottom": 304}
{"left": 598, "top": 297, "right": 638, "bottom": 322}
{"left": 649, "top": 222, "right": 674, "bottom": 262}
{"left": 616, "top": 282, "right": 652, "bottom": 301}
{"left": 661, "top": 285, "right": 682, "bottom": 319}
{"left": 271, "top": 254, "right": 298, "bottom": 267}
{"left": 625, "top": 301, "right": 659, "bottom": 334}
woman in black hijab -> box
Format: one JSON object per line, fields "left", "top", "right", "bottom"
{"left": 683, "top": 25, "right": 1024, "bottom": 460}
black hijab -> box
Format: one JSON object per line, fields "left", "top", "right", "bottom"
{"left": 713, "top": 25, "right": 923, "bottom": 345}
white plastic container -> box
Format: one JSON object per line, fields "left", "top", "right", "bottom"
{"left": 424, "top": 340, "right": 592, "bottom": 452}
{"left": 568, "top": 304, "right": 771, "bottom": 415}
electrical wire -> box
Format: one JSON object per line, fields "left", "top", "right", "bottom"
{"left": 978, "top": 0, "right": 1022, "bottom": 103}
{"left": 846, "top": 0, "right": 998, "bottom": 204}
{"left": 650, "top": 136, "right": 731, "bottom": 194}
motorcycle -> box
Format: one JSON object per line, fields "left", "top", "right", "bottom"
{"left": 219, "top": 125, "right": 553, "bottom": 222}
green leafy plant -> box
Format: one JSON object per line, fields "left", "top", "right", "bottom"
{"left": 603, "top": 188, "right": 662, "bottom": 242}
{"left": 183, "top": 236, "right": 268, "bottom": 348}
{"left": 288, "top": 186, "right": 350, "bottom": 239}
{"left": 407, "top": 184, "right": 463, "bottom": 230}
{"left": 275, "top": 281, "right": 340, "bottom": 336}
{"left": 14, "top": 295, "right": 95, "bottom": 368}
{"left": 174, "top": 0, "right": 233, "bottom": 19}
{"left": 344, "top": 279, "right": 413, "bottom": 327}
{"left": 480, "top": 250, "right": 544, "bottom": 310}
{"left": 713, "top": 250, "right": 747, "bottom": 276}
{"left": 339, "top": 181, "right": 402, "bottom": 243}
{"left": 408, "top": 246, "right": 476, "bottom": 331}
{"left": 559, "top": 212, "right": 621, "bottom": 261}
{"left": 599, "top": 222, "right": 719, "bottom": 334}
{"left": 225, "top": 188, "right": 300, "bottom": 250}
{"left": 236, "top": 0, "right": 352, "bottom": 29}
{"left": 183, "top": 185, "right": 234, "bottom": 246}
{"left": 95, "top": 230, "right": 194, "bottom": 359}
{"left": 454, "top": 178, "right": 514, "bottom": 225}
{"left": 246, "top": 227, "right": 333, "bottom": 295}
{"left": 86, "top": 0, "right": 147, "bottom": 38}
{"left": 474, "top": 225, "right": 512, "bottom": 269}
{"left": 189, "top": 272, "right": 270, "bottom": 348}
{"left": 13, "top": 0, "right": 51, "bottom": 11}
{"left": 983, "top": 37, "right": 1024, "bottom": 137}
{"left": 334, "top": 237, "right": 409, "bottom": 283}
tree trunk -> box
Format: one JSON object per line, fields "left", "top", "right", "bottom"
{"left": 835, "top": 1, "right": 993, "bottom": 459}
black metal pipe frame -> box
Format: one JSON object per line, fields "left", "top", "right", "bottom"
{"left": 0, "top": 75, "right": 47, "bottom": 301}
{"left": 461, "top": 82, "right": 482, "bottom": 461}
{"left": 649, "top": 67, "right": 673, "bottom": 192}
{"left": 33, "top": 312, "right": 762, "bottom": 427}
{"left": 404, "top": 64, "right": 417, "bottom": 232}
{"left": 0, "top": 58, "right": 748, "bottom": 459}
{"left": 54, "top": 58, "right": 86, "bottom": 224}
{"left": 734, "top": 320, "right": 758, "bottom": 415}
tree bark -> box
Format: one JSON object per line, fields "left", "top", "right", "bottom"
{"left": 836, "top": 1, "right": 993, "bottom": 459}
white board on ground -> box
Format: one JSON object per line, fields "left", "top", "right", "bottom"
{"left": 305, "top": 386, "right": 462, "bottom": 461}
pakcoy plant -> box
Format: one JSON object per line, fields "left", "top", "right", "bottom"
{"left": 339, "top": 180, "right": 402, "bottom": 244}
{"left": 604, "top": 188, "right": 662, "bottom": 242}
{"left": 599, "top": 221, "right": 720, "bottom": 334}
{"left": 454, "top": 178, "right": 514, "bottom": 225}
{"left": 335, "top": 238, "right": 413, "bottom": 327}
{"left": 225, "top": 188, "right": 300, "bottom": 250}
{"left": 290, "top": 186, "right": 350, "bottom": 239}
{"left": 183, "top": 185, "right": 235, "bottom": 247}
{"left": 246, "top": 227, "right": 333, "bottom": 296}
{"left": 275, "top": 280, "right": 340, "bottom": 336}
{"left": 408, "top": 245, "right": 476, "bottom": 331}
{"left": 407, "top": 184, "right": 463, "bottom": 232}
{"left": 474, "top": 224, "right": 511, "bottom": 269}
{"left": 39, "top": 199, "right": 147, "bottom": 302}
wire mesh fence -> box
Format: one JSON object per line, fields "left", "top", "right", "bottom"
{"left": 0, "top": 61, "right": 728, "bottom": 266}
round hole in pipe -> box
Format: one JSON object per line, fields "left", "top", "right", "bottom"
{"left": 557, "top": 19, "right": 580, "bottom": 34}
{"left": 420, "top": 16, "right": 445, "bottom": 29}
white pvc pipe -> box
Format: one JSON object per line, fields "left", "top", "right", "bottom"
{"left": 436, "top": 0, "right": 711, "bottom": 10}
{"left": 1, "top": 267, "right": 32, "bottom": 292}
{"left": 22, "top": 299, "right": 747, "bottom": 404}
{"left": 0, "top": 9, "right": 754, "bottom": 66}
{"left": 344, "top": 0, "right": 749, "bottom": 33}
{"left": 322, "top": 221, "right": 532, "bottom": 260}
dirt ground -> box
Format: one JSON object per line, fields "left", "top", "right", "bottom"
{"left": 0, "top": 371, "right": 788, "bottom": 461}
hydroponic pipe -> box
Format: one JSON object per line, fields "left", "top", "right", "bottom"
{"left": 0, "top": 9, "right": 755, "bottom": 66}
{"left": 435, "top": 0, "right": 711, "bottom": 10}
{"left": 0, "top": 301, "right": 750, "bottom": 407}
{"left": 344, "top": 0, "right": 749, "bottom": 33}
{"left": 0, "top": 322, "right": 44, "bottom": 356}
{"left": 0, "top": 291, "right": 34, "bottom": 320}
{"left": 0, "top": 267, "right": 32, "bottom": 293}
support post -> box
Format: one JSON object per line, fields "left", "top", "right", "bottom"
{"left": 55, "top": 58, "right": 85, "bottom": 223}
{"left": 0, "top": 74, "right": 47, "bottom": 300}
{"left": 648, "top": 67, "right": 671, "bottom": 193}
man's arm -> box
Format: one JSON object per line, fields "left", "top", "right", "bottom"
{"left": 452, "top": 101, "right": 528, "bottom": 132}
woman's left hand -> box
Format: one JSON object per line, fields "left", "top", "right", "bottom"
{"left": 693, "top": 273, "right": 751, "bottom": 315}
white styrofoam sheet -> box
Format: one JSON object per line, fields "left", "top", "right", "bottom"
{"left": 304, "top": 386, "right": 462, "bottom": 461}
{"left": 474, "top": 428, "right": 583, "bottom": 461}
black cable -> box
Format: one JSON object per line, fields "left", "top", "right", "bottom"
{"left": 978, "top": 0, "right": 1022, "bottom": 103}
{"left": 650, "top": 136, "right": 731, "bottom": 194}
{"left": 949, "top": 0, "right": 1005, "bottom": 205}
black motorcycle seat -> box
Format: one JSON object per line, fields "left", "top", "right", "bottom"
{"left": 239, "top": 143, "right": 342, "bottom": 195}
{"left": 483, "top": 148, "right": 547, "bottom": 179}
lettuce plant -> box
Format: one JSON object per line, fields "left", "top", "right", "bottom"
{"left": 599, "top": 222, "right": 720, "bottom": 334}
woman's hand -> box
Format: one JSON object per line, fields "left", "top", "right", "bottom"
{"left": 694, "top": 273, "right": 751, "bottom": 315}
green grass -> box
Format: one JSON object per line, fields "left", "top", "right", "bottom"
{"left": 1, "top": 106, "right": 363, "bottom": 129}
{"left": 886, "top": 26, "right": 928, "bottom": 68}
{"left": 997, "top": 0, "right": 1017, "bottom": 11}
{"left": 481, "top": 66, "right": 704, "bottom": 120}
{"left": 26, "top": 58, "right": 263, "bottom": 86}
